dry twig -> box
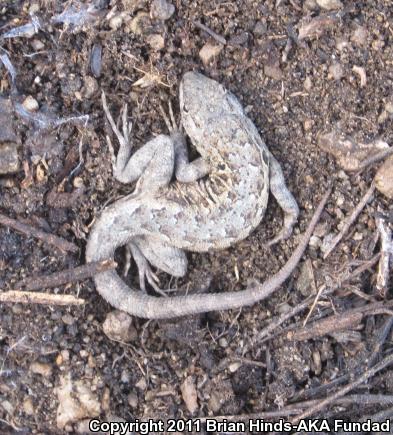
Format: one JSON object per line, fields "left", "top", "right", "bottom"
{"left": 0, "top": 290, "right": 84, "bottom": 306}
{"left": 14, "top": 260, "right": 116, "bottom": 291}
{"left": 0, "top": 213, "right": 78, "bottom": 253}
{"left": 323, "top": 183, "right": 375, "bottom": 259}
{"left": 290, "top": 352, "right": 393, "bottom": 423}
{"left": 193, "top": 20, "right": 227, "bottom": 45}
{"left": 376, "top": 216, "right": 392, "bottom": 297}
{"left": 254, "top": 254, "right": 380, "bottom": 343}
{"left": 357, "top": 146, "right": 393, "bottom": 172}
{"left": 290, "top": 300, "right": 393, "bottom": 341}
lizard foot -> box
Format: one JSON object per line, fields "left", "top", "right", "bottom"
{"left": 101, "top": 91, "right": 133, "bottom": 174}
{"left": 129, "top": 242, "right": 168, "bottom": 297}
{"left": 159, "top": 100, "right": 182, "bottom": 134}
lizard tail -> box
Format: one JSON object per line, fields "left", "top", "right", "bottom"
{"left": 86, "top": 190, "right": 330, "bottom": 319}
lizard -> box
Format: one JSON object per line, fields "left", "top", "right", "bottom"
{"left": 86, "top": 71, "right": 329, "bottom": 319}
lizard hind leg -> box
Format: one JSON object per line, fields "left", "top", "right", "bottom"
{"left": 267, "top": 154, "right": 300, "bottom": 246}
{"left": 128, "top": 237, "right": 188, "bottom": 296}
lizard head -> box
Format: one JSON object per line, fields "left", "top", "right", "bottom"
{"left": 179, "top": 71, "right": 245, "bottom": 141}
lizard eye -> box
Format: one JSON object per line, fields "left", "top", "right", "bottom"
{"left": 183, "top": 105, "right": 189, "bottom": 114}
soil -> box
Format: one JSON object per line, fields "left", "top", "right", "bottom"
{"left": 0, "top": 0, "right": 392, "bottom": 433}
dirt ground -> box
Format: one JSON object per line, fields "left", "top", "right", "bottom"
{"left": 0, "top": 0, "right": 392, "bottom": 433}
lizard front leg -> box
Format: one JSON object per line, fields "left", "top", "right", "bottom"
{"left": 160, "top": 102, "right": 211, "bottom": 183}
{"left": 102, "top": 92, "right": 175, "bottom": 190}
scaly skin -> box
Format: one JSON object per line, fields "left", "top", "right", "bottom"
{"left": 86, "top": 72, "right": 326, "bottom": 318}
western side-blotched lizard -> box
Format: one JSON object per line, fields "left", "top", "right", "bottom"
{"left": 86, "top": 72, "right": 328, "bottom": 318}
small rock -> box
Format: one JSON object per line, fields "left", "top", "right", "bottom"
{"left": 309, "top": 235, "right": 321, "bottom": 249}
{"left": 109, "top": 14, "right": 123, "bottom": 30}
{"left": 218, "top": 337, "right": 228, "bottom": 348}
{"left": 180, "top": 376, "right": 198, "bottom": 415}
{"left": 199, "top": 42, "right": 223, "bottom": 65}
{"left": 298, "top": 14, "right": 338, "bottom": 40}
{"left": 316, "top": 0, "right": 342, "bottom": 10}
{"left": 304, "top": 0, "right": 318, "bottom": 10}
{"left": 303, "top": 76, "right": 312, "bottom": 91}
{"left": 386, "top": 102, "right": 393, "bottom": 114}
{"left": 228, "top": 362, "right": 241, "bottom": 373}
{"left": 328, "top": 62, "right": 344, "bottom": 80}
{"left": 90, "top": 44, "right": 102, "bottom": 78}
{"left": 83, "top": 76, "right": 99, "bottom": 99}
{"left": 22, "top": 95, "right": 39, "bottom": 111}
{"left": 317, "top": 130, "right": 389, "bottom": 172}
{"left": 146, "top": 33, "right": 165, "bottom": 51}
{"left": 56, "top": 374, "right": 101, "bottom": 429}
{"left": 335, "top": 37, "right": 349, "bottom": 51}
{"left": 375, "top": 155, "right": 393, "bottom": 199}
{"left": 264, "top": 63, "right": 283, "bottom": 80}
{"left": 253, "top": 21, "right": 267, "bottom": 36}
{"left": 127, "top": 392, "right": 138, "bottom": 408}
{"left": 303, "top": 119, "right": 313, "bottom": 132}
{"left": 127, "top": 11, "right": 150, "bottom": 35}
{"left": 62, "top": 314, "right": 75, "bottom": 325}
{"left": 135, "top": 377, "right": 147, "bottom": 390}
{"left": 150, "top": 0, "right": 175, "bottom": 21}
{"left": 353, "top": 232, "right": 363, "bottom": 241}
{"left": 0, "top": 142, "right": 19, "bottom": 174}
{"left": 351, "top": 26, "right": 368, "bottom": 46}
{"left": 352, "top": 65, "right": 367, "bottom": 87}
{"left": 102, "top": 310, "right": 137, "bottom": 342}
{"left": 229, "top": 32, "right": 249, "bottom": 46}
{"left": 23, "top": 397, "right": 34, "bottom": 415}
{"left": 31, "top": 362, "right": 53, "bottom": 378}
{"left": 31, "top": 39, "right": 45, "bottom": 50}
{"left": 295, "top": 260, "right": 314, "bottom": 297}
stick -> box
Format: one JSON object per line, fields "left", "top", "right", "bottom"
{"left": 376, "top": 216, "right": 392, "bottom": 297}
{"left": 14, "top": 260, "right": 117, "bottom": 291}
{"left": 358, "top": 146, "right": 393, "bottom": 172}
{"left": 193, "top": 20, "right": 226, "bottom": 45}
{"left": 290, "top": 300, "right": 393, "bottom": 341}
{"left": 0, "top": 290, "right": 84, "bottom": 306}
{"left": 323, "top": 183, "right": 375, "bottom": 259}
{"left": 254, "top": 254, "right": 380, "bottom": 342}
{"left": 0, "top": 213, "right": 78, "bottom": 253}
{"left": 290, "top": 352, "right": 393, "bottom": 423}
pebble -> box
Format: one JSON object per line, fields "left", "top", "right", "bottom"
{"left": 375, "top": 155, "right": 393, "bottom": 199}
{"left": 264, "top": 63, "right": 283, "bottom": 80}
{"left": 328, "top": 62, "right": 344, "bottom": 80}
{"left": 22, "top": 95, "right": 39, "bottom": 111}
{"left": 295, "top": 261, "right": 314, "bottom": 297}
{"left": 102, "top": 310, "right": 137, "bottom": 342}
{"left": 30, "top": 361, "right": 53, "bottom": 378}
{"left": 109, "top": 14, "right": 123, "bottom": 30}
{"left": 83, "top": 76, "right": 99, "bottom": 98}
{"left": 127, "top": 392, "right": 138, "bottom": 408}
{"left": 0, "top": 142, "right": 19, "bottom": 174}
{"left": 303, "top": 76, "right": 312, "bottom": 91}
{"left": 31, "top": 39, "right": 45, "bottom": 50}
{"left": 351, "top": 26, "right": 368, "bottom": 46}
{"left": 23, "top": 397, "right": 34, "bottom": 415}
{"left": 150, "top": 0, "right": 175, "bottom": 21}
{"left": 199, "top": 42, "right": 223, "bottom": 65}
{"left": 146, "top": 33, "right": 165, "bottom": 51}
{"left": 180, "top": 376, "right": 198, "bottom": 414}
{"left": 316, "top": 0, "right": 342, "bottom": 9}
{"left": 127, "top": 11, "right": 150, "bottom": 35}
{"left": 90, "top": 44, "right": 102, "bottom": 78}
{"left": 56, "top": 374, "right": 101, "bottom": 429}
{"left": 253, "top": 21, "right": 267, "bottom": 36}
